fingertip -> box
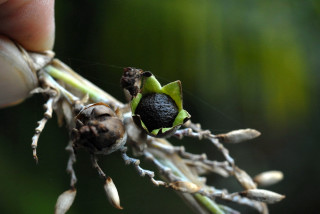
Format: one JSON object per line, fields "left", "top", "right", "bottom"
{"left": 0, "top": 0, "right": 55, "bottom": 51}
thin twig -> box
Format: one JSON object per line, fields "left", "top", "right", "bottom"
{"left": 147, "top": 140, "right": 232, "bottom": 177}
{"left": 66, "top": 142, "right": 77, "bottom": 188}
{"left": 91, "top": 154, "right": 107, "bottom": 180}
{"left": 175, "top": 127, "right": 235, "bottom": 166}
{"left": 120, "top": 147, "right": 167, "bottom": 186}
{"left": 31, "top": 95, "right": 55, "bottom": 163}
{"left": 198, "top": 187, "right": 267, "bottom": 213}
{"left": 144, "top": 147, "right": 266, "bottom": 212}
{"left": 143, "top": 150, "right": 183, "bottom": 182}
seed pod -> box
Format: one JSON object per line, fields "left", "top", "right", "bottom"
{"left": 215, "top": 129, "right": 261, "bottom": 143}
{"left": 131, "top": 72, "right": 191, "bottom": 137}
{"left": 253, "top": 171, "right": 284, "bottom": 187}
{"left": 72, "top": 103, "right": 127, "bottom": 155}
{"left": 240, "top": 189, "right": 285, "bottom": 204}
{"left": 135, "top": 93, "right": 179, "bottom": 131}
{"left": 55, "top": 189, "right": 77, "bottom": 214}
{"left": 104, "top": 177, "right": 123, "bottom": 210}
{"left": 234, "top": 166, "right": 257, "bottom": 190}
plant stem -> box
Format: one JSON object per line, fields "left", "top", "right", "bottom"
{"left": 44, "top": 64, "right": 123, "bottom": 107}
{"left": 44, "top": 63, "right": 225, "bottom": 214}
{"left": 45, "top": 65, "right": 102, "bottom": 101}
{"left": 194, "top": 194, "right": 224, "bottom": 214}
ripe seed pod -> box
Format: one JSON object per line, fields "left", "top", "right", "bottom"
{"left": 135, "top": 93, "right": 179, "bottom": 132}
{"left": 131, "top": 72, "right": 191, "bottom": 137}
{"left": 72, "top": 103, "right": 126, "bottom": 155}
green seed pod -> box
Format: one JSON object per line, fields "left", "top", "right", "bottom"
{"left": 131, "top": 73, "right": 191, "bottom": 137}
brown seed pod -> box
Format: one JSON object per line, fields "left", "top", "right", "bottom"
{"left": 72, "top": 103, "right": 126, "bottom": 155}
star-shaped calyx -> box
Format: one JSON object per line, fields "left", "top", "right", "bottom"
{"left": 131, "top": 73, "right": 190, "bottom": 137}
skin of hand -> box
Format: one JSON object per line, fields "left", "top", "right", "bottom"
{"left": 0, "top": 0, "right": 55, "bottom": 108}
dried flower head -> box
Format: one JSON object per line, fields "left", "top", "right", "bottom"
{"left": 72, "top": 102, "right": 127, "bottom": 155}
{"left": 131, "top": 73, "right": 191, "bottom": 137}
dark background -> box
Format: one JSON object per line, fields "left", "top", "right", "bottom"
{"left": 0, "top": 0, "right": 319, "bottom": 213}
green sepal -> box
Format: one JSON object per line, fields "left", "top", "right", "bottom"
{"left": 161, "top": 80, "right": 183, "bottom": 110}
{"left": 141, "top": 75, "right": 162, "bottom": 95}
{"left": 151, "top": 127, "right": 173, "bottom": 136}
{"left": 140, "top": 120, "right": 149, "bottom": 132}
{"left": 131, "top": 73, "right": 191, "bottom": 138}
{"left": 173, "top": 109, "right": 191, "bottom": 126}
{"left": 131, "top": 93, "right": 142, "bottom": 113}
{"left": 151, "top": 128, "right": 161, "bottom": 136}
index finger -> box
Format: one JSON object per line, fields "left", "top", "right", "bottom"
{"left": 0, "top": 0, "right": 55, "bottom": 51}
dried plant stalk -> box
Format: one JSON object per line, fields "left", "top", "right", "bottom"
{"left": 4, "top": 43, "right": 284, "bottom": 214}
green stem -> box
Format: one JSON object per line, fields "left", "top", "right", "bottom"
{"left": 194, "top": 194, "right": 224, "bottom": 214}
{"left": 44, "top": 65, "right": 124, "bottom": 108}
{"left": 41, "top": 71, "right": 79, "bottom": 103}
{"left": 45, "top": 65, "right": 102, "bottom": 101}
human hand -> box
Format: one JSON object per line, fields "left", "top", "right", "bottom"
{"left": 0, "top": 0, "right": 55, "bottom": 108}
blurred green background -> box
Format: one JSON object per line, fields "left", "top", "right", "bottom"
{"left": 0, "top": 0, "right": 319, "bottom": 213}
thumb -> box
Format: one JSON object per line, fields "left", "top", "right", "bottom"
{"left": 0, "top": 35, "right": 38, "bottom": 108}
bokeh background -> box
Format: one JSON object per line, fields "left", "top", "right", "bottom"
{"left": 0, "top": 0, "right": 319, "bottom": 213}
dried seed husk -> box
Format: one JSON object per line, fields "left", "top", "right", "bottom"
{"left": 216, "top": 129, "right": 261, "bottom": 144}
{"left": 253, "top": 170, "right": 284, "bottom": 187}
{"left": 55, "top": 189, "right": 77, "bottom": 214}
{"left": 170, "top": 181, "right": 200, "bottom": 193}
{"left": 104, "top": 177, "right": 123, "bottom": 209}
{"left": 234, "top": 166, "right": 257, "bottom": 190}
{"left": 240, "top": 189, "right": 285, "bottom": 204}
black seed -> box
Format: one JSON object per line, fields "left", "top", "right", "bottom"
{"left": 135, "top": 93, "right": 179, "bottom": 131}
